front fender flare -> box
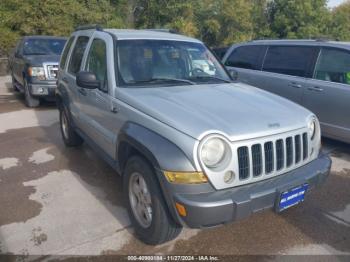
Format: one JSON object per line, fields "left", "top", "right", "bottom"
{"left": 117, "top": 122, "right": 197, "bottom": 173}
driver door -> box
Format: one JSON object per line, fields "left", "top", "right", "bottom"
{"left": 78, "top": 33, "right": 120, "bottom": 158}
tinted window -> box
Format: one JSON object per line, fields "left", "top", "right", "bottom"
{"left": 263, "top": 46, "right": 317, "bottom": 77}
{"left": 68, "top": 36, "right": 90, "bottom": 75}
{"left": 225, "top": 45, "right": 265, "bottom": 70}
{"left": 314, "top": 48, "right": 350, "bottom": 85}
{"left": 23, "top": 38, "right": 66, "bottom": 55}
{"left": 85, "top": 39, "right": 108, "bottom": 92}
{"left": 59, "top": 37, "right": 75, "bottom": 69}
{"left": 212, "top": 47, "right": 229, "bottom": 60}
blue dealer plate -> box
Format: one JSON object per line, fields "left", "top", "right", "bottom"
{"left": 278, "top": 184, "right": 308, "bottom": 211}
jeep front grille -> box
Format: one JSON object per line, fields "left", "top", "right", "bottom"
{"left": 237, "top": 132, "right": 309, "bottom": 180}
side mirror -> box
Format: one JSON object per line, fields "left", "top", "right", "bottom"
{"left": 76, "top": 71, "right": 100, "bottom": 89}
{"left": 15, "top": 52, "right": 22, "bottom": 59}
{"left": 228, "top": 69, "right": 238, "bottom": 81}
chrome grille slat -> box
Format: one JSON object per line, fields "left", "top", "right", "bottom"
{"left": 295, "top": 135, "right": 301, "bottom": 164}
{"left": 276, "top": 139, "right": 284, "bottom": 171}
{"left": 251, "top": 144, "right": 262, "bottom": 177}
{"left": 237, "top": 131, "right": 310, "bottom": 181}
{"left": 286, "top": 137, "right": 293, "bottom": 167}
{"left": 45, "top": 64, "right": 59, "bottom": 79}
{"left": 238, "top": 146, "right": 249, "bottom": 180}
{"left": 303, "top": 133, "right": 308, "bottom": 160}
{"left": 264, "top": 142, "right": 274, "bottom": 174}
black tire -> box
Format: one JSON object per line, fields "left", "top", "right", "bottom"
{"left": 24, "top": 79, "right": 40, "bottom": 107}
{"left": 124, "top": 156, "right": 182, "bottom": 245}
{"left": 59, "top": 106, "right": 83, "bottom": 147}
{"left": 11, "top": 74, "right": 19, "bottom": 92}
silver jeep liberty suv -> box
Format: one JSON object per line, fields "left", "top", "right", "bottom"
{"left": 56, "top": 25, "right": 331, "bottom": 245}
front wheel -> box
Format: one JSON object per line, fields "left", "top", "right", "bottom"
{"left": 11, "top": 74, "right": 19, "bottom": 92}
{"left": 24, "top": 80, "right": 40, "bottom": 107}
{"left": 124, "top": 156, "right": 182, "bottom": 245}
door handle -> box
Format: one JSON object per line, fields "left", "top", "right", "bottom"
{"left": 308, "top": 86, "right": 323, "bottom": 92}
{"left": 62, "top": 77, "right": 69, "bottom": 83}
{"left": 289, "top": 82, "right": 302, "bottom": 88}
{"left": 78, "top": 88, "right": 87, "bottom": 96}
{"left": 110, "top": 101, "right": 119, "bottom": 113}
{"left": 111, "top": 106, "right": 119, "bottom": 113}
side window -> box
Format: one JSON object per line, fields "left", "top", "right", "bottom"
{"left": 85, "top": 39, "right": 108, "bottom": 92}
{"left": 68, "top": 36, "right": 89, "bottom": 75}
{"left": 59, "top": 36, "right": 75, "bottom": 69}
{"left": 314, "top": 48, "right": 350, "bottom": 85}
{"left": 225, "top": 45, "right": 266, "bottom": 70}
{"left": 263, "top": 46, "right": 317, "bottom": 77}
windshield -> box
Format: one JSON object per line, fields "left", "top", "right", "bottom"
{"left": 116, "top": 40, "right": 231, "bottom": 87}
{"left": 23, "top": 38, "right": 67, "bottom": 56}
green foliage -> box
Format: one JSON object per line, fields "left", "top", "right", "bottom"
{"left": 195, "top": 0, "right": 254, "bottom": 46}
{"left": 0, "top": 0, "right": 127, "bottom": 55}
{"left": 0, "top": 0, "right": 350, "bottom": 55}
{"left": 330, "top": 0, "right": 350, "bottom": 41}
{"left": 135, "top": 0, "right": 198, "bottom": 36}
{"left": 268, "top": 0, "right": 331, "bottom": 39}
{"left": 252, "top": 0, "right": 273, "bottom": 39}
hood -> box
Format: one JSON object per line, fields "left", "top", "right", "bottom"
{"left": 119, "top": 83, "right": 312, "bottom": 141}
{"left": 24, "top": 54, "right": 60, "bottom": 66}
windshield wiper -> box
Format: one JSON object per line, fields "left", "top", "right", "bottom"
{"left": 131, "top": 78, "right": 196, "bottom": 85}
{"left": 190, "top": 75, "right": 232, "bottom": 83}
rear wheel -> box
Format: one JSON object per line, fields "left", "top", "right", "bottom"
{"left": 124, "top": 156, "right": 182, "bottom": 245}
{"left": 24, "top": 79, "right": 40, "bottom": 107}
{"left": 59, "top": 106, "right": 83, "bottom": 147}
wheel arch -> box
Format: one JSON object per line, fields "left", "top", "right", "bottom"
{"left": 117, "top": 122, "right": 197, "bottom": 176}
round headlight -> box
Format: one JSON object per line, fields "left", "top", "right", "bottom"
{"left": 308, "top": 118, "right": 317, "bottom": 140}
{"left": 201, "top": 138, "right": 226, "bottom": 168}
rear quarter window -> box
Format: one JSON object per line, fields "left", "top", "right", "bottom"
{"left": 225, "top": 45, "right": 266, "bottom": 70}
{"left": 314, "top": 48, "right": 350, "bottom": 85}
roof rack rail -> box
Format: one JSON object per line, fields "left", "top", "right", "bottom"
{"left": 75, "top": 24, "right": 103, "bottom": 32}
{"left": 144, "top": 28, "right": 179, "bottom": 34}
{"left": 249, "top": 38, "right": 279, "bottom": 42}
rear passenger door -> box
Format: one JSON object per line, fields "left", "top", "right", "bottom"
{"left": 258, "top": 45, "right": 319, "bottom": 104}
{"left": 224, "top": 45, "right": 267, "bottom": 87}
{"left": 303, "top": 47, "right": 350, "bottom": 142}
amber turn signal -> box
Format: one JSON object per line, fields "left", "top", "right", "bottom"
{"left": 175, "top": 202, "right": 187, "bottom": 217}
{"left": 164, "top": 171, "right": 208, "bottom": 184}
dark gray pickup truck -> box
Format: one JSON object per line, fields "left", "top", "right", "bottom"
{"left": 9, "top": 36, "right": 67, "bottom": 107}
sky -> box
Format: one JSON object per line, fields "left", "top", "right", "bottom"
{"left": 327, "top": 0, "right": 346, "bottom": 8}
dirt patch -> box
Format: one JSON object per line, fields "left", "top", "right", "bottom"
{"left": 30, "top": 227, "right": 48, "bottom": 246}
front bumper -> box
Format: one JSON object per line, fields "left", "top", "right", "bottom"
{"left": 168, "top": 154, "right": 331, "bottom": 228}
{"left": 29, "top": 82, "right": 56, "bottom": 97}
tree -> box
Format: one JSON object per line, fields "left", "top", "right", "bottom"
{"left": 330, "top": 0, "right": 350, "bottom": 41}
{"left": 0, "top": 0, "right": 127, "bottom": 54}
{"left": 268, "top": 0, "right": 330, "bottom": 39}
{"left": 135, "top": 0, "right": 198, "bottom": 36}
{"left": 251, "top": 0, "right": 273, "bottom": 39}
{"left": 195, "top": 0, "right": 254, "bottom": 47}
